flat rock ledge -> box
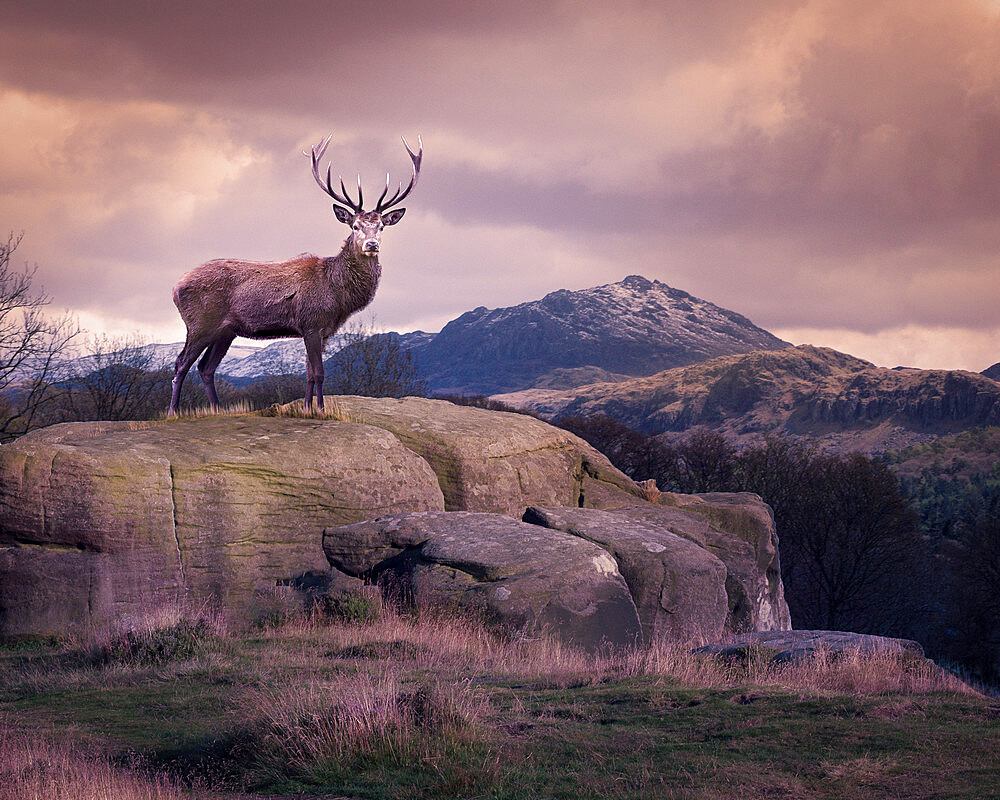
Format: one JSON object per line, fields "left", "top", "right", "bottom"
{"left": 694, "top": 630, "right": 926, "bottom": 664}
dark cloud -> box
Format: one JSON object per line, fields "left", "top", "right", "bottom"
{"left": 1, "top": 0, "right": 998, "bottom": 369}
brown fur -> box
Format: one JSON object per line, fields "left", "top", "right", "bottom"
{"left": 168, "top": 229, "right": 383, "bottom": 415}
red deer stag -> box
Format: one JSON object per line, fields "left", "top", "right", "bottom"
{"left": 168, "top": 134, "right": 422, "bottom": 416}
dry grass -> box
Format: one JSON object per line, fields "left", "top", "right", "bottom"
{"left": 157, "top": 398, "right": 257, "bottom": 420}
{"left": 0, "top": 722, "right": 195, "bottom": 800}
{"left": 257, "top": 396, "right": 361, "bottom": 423}
{"left": 227, "top": 670, "right": 482, "bottom": 773}
{"left": 273, "top": 606, "right": 978, "bottom": 698}
{"left": 1, "top": 603, "right": 983, "bottom": 799}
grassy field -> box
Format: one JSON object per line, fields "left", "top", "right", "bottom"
{"left": 1, "top": 604, "right": 997, "bottom": 800}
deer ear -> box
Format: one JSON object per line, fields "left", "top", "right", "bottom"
{"left": 333, "top": 205, "right": 355, "bottom": 225}
{"left": 382, "top": 208, "right": 406, "bottom": 226}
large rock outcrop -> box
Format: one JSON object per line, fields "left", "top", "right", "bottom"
{"left": 311, "top": 396, "right": 644, "bottom": 513}
{"left": 0, "top": 399, "right": 790, "bottom": 648}
{"left": 325, "top": 511, "right": 642, "bottom": 650}
{"left": 0, "top": 400, "right": 642, "bottom": 636}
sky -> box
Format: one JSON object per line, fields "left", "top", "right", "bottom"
{"left": 1, "top": 0, "right": 998, "bottom": 371}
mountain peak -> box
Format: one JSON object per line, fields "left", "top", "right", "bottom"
{"left": 408, "top": 278, "right": 790, "bottom": 395}
{"left": 201, "top": 276, "right": 789, "bottom": 395}
{"left": 619, "top": 274, "right": 656, "bottom": 291}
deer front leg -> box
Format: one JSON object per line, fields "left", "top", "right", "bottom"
{"left": 303, "top": 333, "right": 326, "bottom": 412}
{"left": 197, "top": 332, "right": 235, "bottom": 412}
{"left": 169, "top": 335, "right": 212, "bottom": 417}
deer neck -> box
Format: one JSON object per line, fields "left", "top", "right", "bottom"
{"left": 330, "top": 237, "right": 382, "bottom": 311}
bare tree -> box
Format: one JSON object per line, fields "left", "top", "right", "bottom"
{"left": 0, "top": 233, "right": 79, "bottom": 442}
{"left": 324, "top": 316, "right": 427, "bottom": 398}
{"left": 60, "top": 334, "right": 172, "bottom": 420}
{"left": 769, "top": 452, "right": 925, "bottom": 633}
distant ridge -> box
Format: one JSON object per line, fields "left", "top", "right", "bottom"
{"left": 53, "top": 276, "right": 787, "bottom": 396}
{"left": 494, "top": 345, "right": 1000, "bottom": 453}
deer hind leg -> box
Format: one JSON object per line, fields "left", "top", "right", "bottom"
{"left": 169, "top": 335, "right": 212, "bottom": 416}
{"left": 303, "top": 333, "right": 326, "bottom": 412}
{"left": 197, "top": 331, "right": 236, "bottom": 411}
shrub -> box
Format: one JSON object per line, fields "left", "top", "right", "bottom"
{"left": 94, "top": 615, "right": 218, "bottom": 666}
{"left": 224, "top": 671, "right": 484, "bottom": 786}
{"left": 318, "top": 592, "right": 382, "bottom": 623}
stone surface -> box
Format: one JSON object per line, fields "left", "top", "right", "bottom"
{"left": 325, "top": 511, "right": 642, "bottom": 650}
{"left": 521, "top": 506, "right": 728, "bottom": 643}
{"left": 317, "top": 396, "right": 645, "bottom": 514}
{"left": 0, "top": 416, "right": 444, "bottom": 636}
{"left": 656, "top": 492, "right": 791, "bottom": 632}
{"left": 694, "top": 630, "right": 925, "bottom": 663}
{"left": 0, "top": 404, "right": 790, "bottom": 651}
{"left": 525, "top": 500, "right": 791, "bottom": 638}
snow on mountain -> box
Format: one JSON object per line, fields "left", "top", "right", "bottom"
{"left": 47, "top": 342, "right": 262, "bottom": 382}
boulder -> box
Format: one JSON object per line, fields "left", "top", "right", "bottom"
{"left": 655, "top": 492, "right": 790, "bottom": 631}
{"left": 521, "top": 506, "right": 729, "bottom": 643}
{"left": 694, "top": 630, "right": 925, "bottom": 663}
{"left": 524, "top": 501, "right": 791, "bottom": 638}
{"left": 0, "top": 416, "right": 444, "bottom": 636}
{"left": 324, "top": 511, "right": 641, "bottom": 650}
{"left": 0, "top": 403, "right": 791, "bottom": 652}
{"left": 307, "top": 396, "right": 645, "bottom": 514}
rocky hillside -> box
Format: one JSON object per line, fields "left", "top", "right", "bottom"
{"left": 495, "top": 345, "right": 1000, "bottom": 453}
{"left": 405, "top": 275, "right": 790, "bottom": 395}
{"left": 983, "top": 362, "right": 1000, "bottom": 382}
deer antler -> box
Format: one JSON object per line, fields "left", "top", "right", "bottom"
{"left": 306, "top": 134, "right": 422, "bottom": 214}
{"left": 307, "top": 134, "right": 363, "bottom": 213}
{"left": 375, "top": 136, "right": 422, "bottom": 213}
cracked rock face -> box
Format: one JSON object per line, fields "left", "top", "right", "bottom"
{"left": 325, "top": 511, "right": 642, "bottom": 651}
{"left": 325, "top": 499, "right": 791, "bottom": 650}
{"left": 521, "top": 506, "right": 729, "bottom": 642}
{"left": 523, "top": 500, "right": 791, "bottom": 640}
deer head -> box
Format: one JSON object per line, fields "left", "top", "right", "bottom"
{"left": 307, "top": 134, "right": 422, "bottom": 257}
